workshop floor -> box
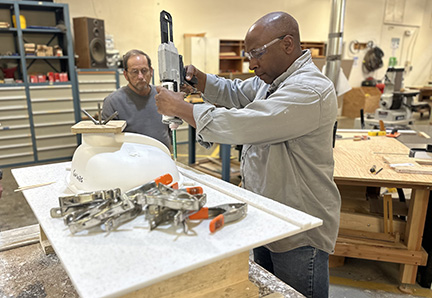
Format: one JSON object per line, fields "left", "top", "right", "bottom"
{"left": 1, "top": 112, "right": 432, "bottom": 297}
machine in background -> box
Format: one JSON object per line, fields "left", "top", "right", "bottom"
{"left": 355, "top": 67, "right": 419, "bottom": 130}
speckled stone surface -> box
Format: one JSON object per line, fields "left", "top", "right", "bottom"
{"left": 12, "top": 162, "right": 321, "bottom": 298}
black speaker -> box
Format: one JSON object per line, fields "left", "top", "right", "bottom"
{"left": 73, "top": 17, "right": 107, "bottom": 68}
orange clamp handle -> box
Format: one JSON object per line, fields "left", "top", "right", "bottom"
{"left": 386, "top": 132, "right": 401, "bottom": 138}
{"left": 189, "top": 207, "right": 209, "bottom": 220}
{"left": 154, "top": 173, "right": 173, "bottom": 185}
{"left": 209, "top": 214, "right": 225, "bottom": 233}
{"left": 185, "top": 186, "right": 203, "bottom": 195}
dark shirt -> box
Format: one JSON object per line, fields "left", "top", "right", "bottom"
{"left": 102, "top": 85, "right": 171, "bottom": 149}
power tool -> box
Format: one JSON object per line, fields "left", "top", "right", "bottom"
{"left": 158, "top": 10, "right": 196, "bottom": 161}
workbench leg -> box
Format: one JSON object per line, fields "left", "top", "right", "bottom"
{"left": 383, "top": 194, "right": 394, "bottom": 235}
{"left": 188, "top": 125, "right": 196, "bottom": 165}
{"left": 400, "top": 189, "right": 430, "bottom": 284}
{"left": 39, "top": 225, "right": 54, "bottom": 255}
{"left": 220, "top": 144, "right": 231, "bottom": 182}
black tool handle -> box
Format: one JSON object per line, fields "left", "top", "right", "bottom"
{"left": 160, "top": 10, "right": 173, "bottom": 44}
{"left": 179, "top": 55, "right": 198, "bottom": 87}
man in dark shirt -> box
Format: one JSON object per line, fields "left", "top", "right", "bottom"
{"left": 102, "top": 49, "right": 171, "bottom": 149}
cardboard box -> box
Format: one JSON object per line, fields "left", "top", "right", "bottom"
{"left": 36, "top": 44, "right": 47, "bottom": 56}
{"left": 46, "top": 46, "right": 53, "bottom": 56}
{"left": 342, "top": 87, "right": 382, "bottom": 118}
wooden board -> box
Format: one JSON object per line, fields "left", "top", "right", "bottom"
{"left": 340, "top": 211, "right": 406, "bottom": 237}
{"left": 71, "top": 120, "right": 126, "bottom": 134}
{"left": 382, "top": 156, "right": 432, "bottom": 166}
{"left": 334, "top": 136, "right": 432, "bottom": 187}
{"left": 382, "top": 156, "right": 432, "bottom": 175}
{"left": 122, "top": 252, "right": 259, "bottom": 298}
{"left": 0, "top": 224, "right": 39, "bottom": 252}
{"left": 334, "top": 241, "right": 428, "bottom": 266}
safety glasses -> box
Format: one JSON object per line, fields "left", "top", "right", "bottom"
{"left": 244, "top": 35, "right": 288, "bottom": 60}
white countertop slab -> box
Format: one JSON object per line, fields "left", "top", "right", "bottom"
{"left": 12, "top": 162, "right": 322, "bottom": 298}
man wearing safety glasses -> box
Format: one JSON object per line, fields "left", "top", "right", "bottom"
{"left": 156, "top": 12, "right": 340, "bottom": 298}
{"left": 102, "top": 49, "right": 171, "bottom": 149}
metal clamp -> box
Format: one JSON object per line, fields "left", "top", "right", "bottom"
{"left": 51, "top": 175, "right": 207, "bottom": 234}
{"left": 189, "top": 203, "right": 248, "bottom": 233}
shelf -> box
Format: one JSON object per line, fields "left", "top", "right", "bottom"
{"left": 25, "top": 56, "right": 69, "bottom": 59}
{"left": 0, "top": 55, "right": 21, "bottom": 59}
{"left": 16, "top": 1, "right": 68, "bottom": 11}
{"left": 301, "top": 41, "right": 326, "bottom": 57}
{"left": 27, "top": 82, "right": 72, "bottom": 87}
{"left": 218, "top": 39, "right": 247, "bottom": 74}
{"left": 22, "top": 28, "right": 63, "bottom": 34}
{"left": 0, "top": 0, "right": 79, "bottom": 168}
{"left": 0, "top": 83, "right": 25, "bottom": 87}
{"left": 219, "top": 56, "right": 243, "bottom": 60}
{"left": 0, "top": 28, "right": 17, "bottom": 32}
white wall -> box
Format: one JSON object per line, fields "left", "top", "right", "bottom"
{"left": 55, "top": 0, "right": 432, "bottom": 87}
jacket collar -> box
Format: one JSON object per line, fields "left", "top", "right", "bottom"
{"left": 267, "top": 49, "right": 311, "bottom": 95}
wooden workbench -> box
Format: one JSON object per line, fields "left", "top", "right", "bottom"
{"left": 12, "top": 162, "right": 321, "bottom": 298}
{"left": 333, "top": 135, "right": 432, "bottom": 285}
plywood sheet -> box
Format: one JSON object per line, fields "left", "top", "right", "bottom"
{"left": 334, "top": 136, "right": 432, "bottom": 186}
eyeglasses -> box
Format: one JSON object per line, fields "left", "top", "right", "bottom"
{"left": 245, "top": 35, "right": 288, "bottom": 60}
{"left": 127, "top": 68, "right": 151, "bottom": 77}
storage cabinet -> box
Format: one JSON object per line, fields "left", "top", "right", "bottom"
{"left": 29, "top": 85, "right": 77, "bottom": 160}
{"left": 0, "top": 1, "right": 80, "bottom": 167}
{"left": 218, "top": 39, "right": 326, "bottom": 79}
{"left": 0, "top": 86, "right": 34, "bottom": 165}
{"left": 218, "top": 39, "right": 255, "bottom": 80}
{"left": 77, "top": 69, "right": 124, "bottom": 117}
{"left": 0, "top": 1, "right": 76, "bottom": 83}
{"left": 301, "top": 41, "right": 326, "bottom": 58}
{"left": 219, "top": 39, "right": 246, "bottom": 74}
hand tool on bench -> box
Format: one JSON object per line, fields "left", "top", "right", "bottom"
{"left": 51, "top": 173, "right": 207, "bottom": 234}
{"left": 189, "top": 203, "right": 248, "bottom": 233}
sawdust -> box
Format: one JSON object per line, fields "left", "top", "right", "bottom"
{"left": 0, "top": 243, "right": 78, "bottom": 298}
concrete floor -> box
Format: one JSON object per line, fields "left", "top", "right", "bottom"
{"left": 1, "top": 112, "right": 432, "bottom": 297}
